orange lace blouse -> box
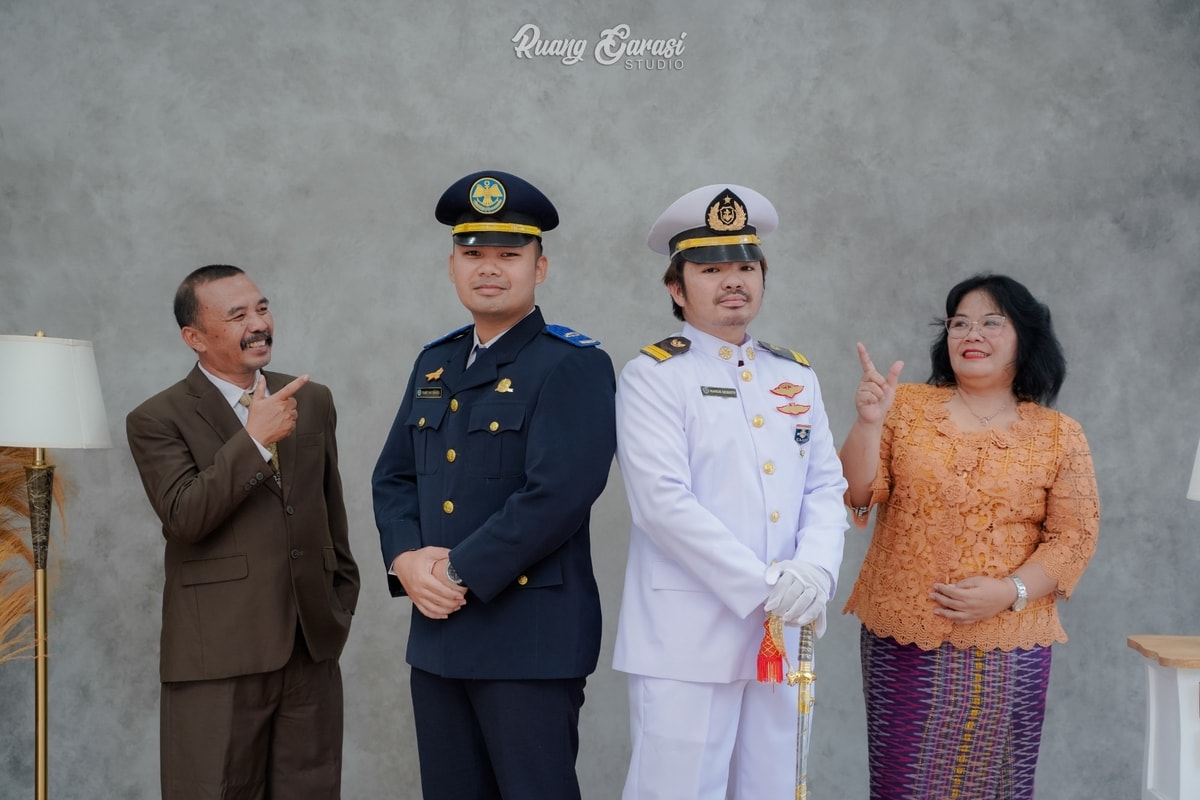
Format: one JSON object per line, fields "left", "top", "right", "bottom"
{"left": 843, "top": 384, "right": 1100, "bottom": 651}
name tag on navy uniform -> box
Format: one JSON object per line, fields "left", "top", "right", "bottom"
{"left": 700, "top": 386, "right": 738, "bottom": 398}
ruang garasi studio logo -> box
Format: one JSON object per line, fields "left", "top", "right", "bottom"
{"left": 511, "top": 23, "right": 687, "bottom": 70}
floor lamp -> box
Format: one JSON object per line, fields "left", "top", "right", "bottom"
{"left": 0, "top": 333, "right": 110, "bottom": 800}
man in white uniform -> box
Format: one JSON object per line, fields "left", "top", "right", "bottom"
{"left": 613, "top": 185, "right": 849, "bottom": 799}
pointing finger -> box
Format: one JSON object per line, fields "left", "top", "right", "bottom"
{"left": 273, "top": 374, "right": 310, "bottom": 400}
{"left": 856, "top": 342, "right": 877, "bottom": 376}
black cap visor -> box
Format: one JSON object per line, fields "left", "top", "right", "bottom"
{"left": 678, "top": 242, "right": 764, "bottom": 264}
{"left": 452, "top": 231, "right": 539, "bottom": 247}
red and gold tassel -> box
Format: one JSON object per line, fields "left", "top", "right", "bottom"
{"left": 756, "top": 613, "right": 788, "bottom": 683}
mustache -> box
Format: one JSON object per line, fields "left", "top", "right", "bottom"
{"left": 716, "top": 290, "right": 751, "bottom": 303}
{"left": 240, "top": 333, "right": 273, "bottom": 350}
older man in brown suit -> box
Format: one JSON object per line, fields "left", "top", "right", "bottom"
{"left": 127, "top": 264, "right": 359, "bottom": 799}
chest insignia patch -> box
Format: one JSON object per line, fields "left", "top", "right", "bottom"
{"left": 700, "top": 386, "right": 738, "bottom": 398}
{"left": 770, "top": 382, "right": 805, "bottom": 398}
{"left": 426, "top": 367, "right": 445, "bottom": 382}
{"left": 794, "top": 425, "right": 811, "bottom": 445}
{"left": 495, "top": 378, "right": 514, "bottom": 393}
{"left": 776, "top": 402, "right": 812, "bottom": 416}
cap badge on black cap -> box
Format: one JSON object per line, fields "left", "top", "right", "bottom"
{"left": 707, "top": 192, "right": 748, "bottom": 232}
{"left": 469, "top": 177, "right": 506, "bottom": 215}
{"left": 439, "top": 169, "right": 559, "bottom": 245}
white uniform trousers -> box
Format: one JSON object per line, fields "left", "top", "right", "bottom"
{"left": 622, "top": 673, "right": 803, "bottom": 800}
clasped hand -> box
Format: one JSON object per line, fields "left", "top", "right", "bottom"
{"left": 391, "top": 547, "right": 468, "bottom": 620}
{"left": 930, "top": 576, "right": 1014, "bottom": 623}
{"left": 764, "top": 560, "right": 831, "bottom": 635}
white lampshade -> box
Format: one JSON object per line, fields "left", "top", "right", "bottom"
{"left": 1189, "top": 437, "right": 1200, "bottom": 502}
{"left": 0, "top": 334, "right": 112, "bottom": 449}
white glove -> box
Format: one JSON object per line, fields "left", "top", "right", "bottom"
{"left": 764, "top": 560, "right": 832, "bottom": 635}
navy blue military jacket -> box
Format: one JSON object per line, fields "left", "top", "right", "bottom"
{"left": 372, "top": 307, "right": 616, "bottom": 680}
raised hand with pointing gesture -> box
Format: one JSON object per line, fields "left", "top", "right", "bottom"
{"left": 841, "top": 342, "right": 903, "bottom": 510}
{"left": 243, "top": 373, "right": 309, "bottom": 447}
{"left": 853, "top": 342, "right": 904, "bottom": 425}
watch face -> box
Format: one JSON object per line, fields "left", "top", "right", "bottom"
{"left": 446, "top": 562, "right": 463, "bottom": 585}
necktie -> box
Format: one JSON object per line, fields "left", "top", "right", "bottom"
{"left": 239, "top": 392, "right": 280, "bottom": 475}
{"left": 468, "top": 344, "right": 487, "bottom": 368}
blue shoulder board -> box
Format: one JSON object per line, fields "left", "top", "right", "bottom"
{"left": 544, "top": 324, "right": 601, "bottom": 347}
{"left": 424, "top": 324, "right": 472, "bottom": 349}
{"left": 757, "top": 339, "right": 811, "bottom": 366}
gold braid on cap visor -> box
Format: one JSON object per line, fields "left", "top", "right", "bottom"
{"left": 452, "top": 222, "right": 543, "bottom": 237}
{"left": 670, "top": 234, "right": 760, "bottom": 259}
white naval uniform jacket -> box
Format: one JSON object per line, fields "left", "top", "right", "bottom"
{"left": 613, "top": 323, "right": 848, "bottom": 683}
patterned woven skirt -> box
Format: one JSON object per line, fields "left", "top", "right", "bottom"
{"left": 860, "top": 626, "right": 1052, "bottom": 800}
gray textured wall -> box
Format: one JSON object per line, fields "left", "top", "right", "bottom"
{"left": 2, "top": 1, "right": 1198, "bottom": 797}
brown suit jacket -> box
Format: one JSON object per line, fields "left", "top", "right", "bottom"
{"left": 127, "top": 365, "right": 359, "bottom": 683}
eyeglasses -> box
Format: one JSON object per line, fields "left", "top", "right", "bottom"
{"left": 944, "top": 315, "right": 1007, "bottom": 339}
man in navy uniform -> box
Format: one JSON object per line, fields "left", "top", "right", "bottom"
{"left": 612, "top": 185, "right": 848, "bottom": 799}
{"left": 372, "top": 170, "right": 616, "bottom": 800}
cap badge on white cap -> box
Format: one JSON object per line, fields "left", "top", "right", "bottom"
{"left": 707, "top": 192, "right": 748, "bottom": 231}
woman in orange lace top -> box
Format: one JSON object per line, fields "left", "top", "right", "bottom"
{"left": 840, "top": 274, "right": 1099, "bottom": 800}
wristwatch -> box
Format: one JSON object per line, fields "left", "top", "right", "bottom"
{"left": 445, "top": 560, "right": 464, "bottom": 586}
{"left": 1008, "top": 575, "right": 1028, "bottom": 612}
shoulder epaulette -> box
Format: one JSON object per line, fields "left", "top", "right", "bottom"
{"left": 423, "top": 324, "right": 472, "bottom": 349}
{"left": 544, "top": 324, "right": 601, "bottom": 347}
{"left": 757, "top": 340, "right": 810, "bottom": 366}
{"left": 640, "top": 336, "right": 692, "bottom": 362}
